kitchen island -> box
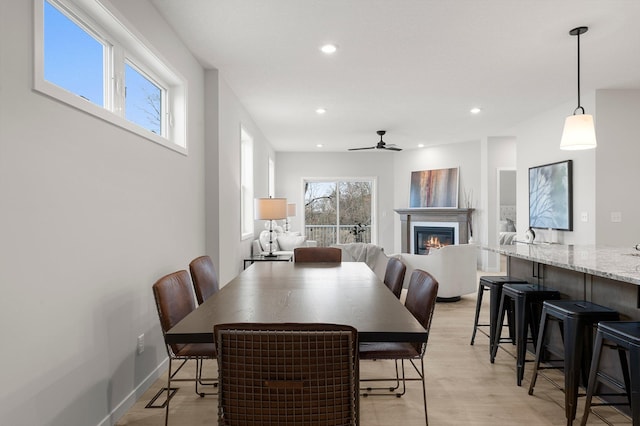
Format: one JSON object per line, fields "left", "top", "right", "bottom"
{"left": 483, "top": 243, "right": 640, "bottom": 319}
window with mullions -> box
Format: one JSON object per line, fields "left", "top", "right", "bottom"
{"left": 35, "top": 0, "right": 186, "bottom": 152}
{"left": 304, "top": 180, "right": 374, "bottom": 246}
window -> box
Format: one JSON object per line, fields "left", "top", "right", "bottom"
{"left": 240, "top": 128, "right": 254, "bottom": 239}
{"left": 304, "top": 179, "right": 375, "bottom": 246}
{"left": 35, "top": 0, "right": 186, "bottom": 152}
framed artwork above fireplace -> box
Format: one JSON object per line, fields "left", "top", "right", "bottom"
{"left": 409, "top": 167, "right": 459, "bottom": 208}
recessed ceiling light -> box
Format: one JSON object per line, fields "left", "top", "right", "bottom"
{"left": 316, "top": 144, "right": 323, "bottom": 148}
{"left": 470, "top": 107, "right": 482, "bottom": 114}
{"left": 316, "top": 108, "right": 327, "bottom": 115}
{"left": 320, "top": 44, "right": 338, "bottom": 54}
{"left": 418, "top": 143, "right": 425, "bottom": 148}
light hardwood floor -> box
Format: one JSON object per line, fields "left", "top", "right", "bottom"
{"left": 116, "top": 274, "right": 629, "bottom": 425}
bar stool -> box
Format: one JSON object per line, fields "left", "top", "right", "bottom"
{"left": 528, "top": 300, "right": 619, "bottom": 425}
{"left": 491, "top": 283, "right": 561, "bottom": 386}
{"left": 581, "top": 321, "right": 640, "bottom": 426}
{"left": 470, "top": 276, "right": 527, "bottom": 357}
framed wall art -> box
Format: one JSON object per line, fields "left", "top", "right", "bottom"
{"left": 529, "top": 160, "right": 573, "bottom": 231}
{"left": 409, "top": 167, "right": 459, "bottom": 208}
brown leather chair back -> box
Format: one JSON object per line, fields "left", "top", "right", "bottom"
{"left": 404, "top": 269, "right": 439, "bottom": 352}
{"left": 294, "top": 247, "right": 342, "bottom": 263}
{"left": 383, "top": 257, "right": 406, "bottom": 299}
{"left": 189, "top": 255, "right": 219, "bottom": 304}
{"left": 214, "top": 323, "right": 358, "bottom": 425}
{"left": 152, "top": 270, "right": 197, "bottom": 354}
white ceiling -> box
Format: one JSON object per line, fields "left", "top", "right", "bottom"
{"left": 151, "top": 0, "right": 640, "bottom": 152}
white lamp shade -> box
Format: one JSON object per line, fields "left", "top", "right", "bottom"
{"left": 560, "top": 114, "right": 597, "bottom": 150}
{"left": 254, "top": 198, "right": 287, "bottom": 220}
{"left": 287, "top": 203, "right": 296, "bottom": 217}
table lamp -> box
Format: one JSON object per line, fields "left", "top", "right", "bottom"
{"left": 254, "top": 197, "right": 287, "bottom": 257}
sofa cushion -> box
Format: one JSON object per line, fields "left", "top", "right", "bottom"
{"left": 277, "top": 234, "right": 306, "bottom": 251}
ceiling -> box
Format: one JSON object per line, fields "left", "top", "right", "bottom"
{"left": 150, "top": 0, "right": 640, "bottom": 152}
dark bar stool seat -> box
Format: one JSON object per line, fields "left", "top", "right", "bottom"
{"left": 581, "top": 321, "right": 640, "bottom": 426}
{"left": 471, "top": 276, "right": 527, "bottom": 357}
{"left": 528, "top": 300, "right": 619, "bottom": 426}
{"left": 491, "top": 283, "right": 561, "bottom": 386}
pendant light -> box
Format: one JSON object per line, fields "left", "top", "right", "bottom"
{"left": 560, "top": 26, "right": 597, "bottom": 150}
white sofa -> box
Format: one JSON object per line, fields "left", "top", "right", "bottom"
{"left": 394, "top": 244, "right": 478, "bottom": 301}
{"left": 251, "top": 227, "right": 316, "bottom": 256}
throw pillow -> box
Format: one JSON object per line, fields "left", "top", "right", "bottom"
{"left": 277, "top": 235, "right": 306, "bottom": 251}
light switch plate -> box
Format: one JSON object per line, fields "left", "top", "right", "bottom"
{"left": 611, "top": 212, "right": 622, "bottom": 223}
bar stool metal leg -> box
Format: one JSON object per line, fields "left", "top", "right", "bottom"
{"left": 470, "top": 281, "right": 486, "bottom": 346}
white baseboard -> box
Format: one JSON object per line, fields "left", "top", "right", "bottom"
{"left": 97, "top": 357, "right": 168, "bottom": 426}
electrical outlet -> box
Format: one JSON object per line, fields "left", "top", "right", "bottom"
{"left": 137, "top": 334, "right": 145, "bottom": 355}
{"left": 611, "top": 212, "right": 622, "bottom": 223}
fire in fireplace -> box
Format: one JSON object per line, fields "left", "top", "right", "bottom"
{"left": 414, "top": 226, "right": 455, "bottom": 254}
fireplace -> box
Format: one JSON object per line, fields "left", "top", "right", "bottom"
{"left": 410, "top": 221, "right": 459, "bottom": 254}
{"left": 414, "top": 226, "right": 455, "bottom": 254}
{"left": 396, "top": 208, "right": 472, "bottom": 253}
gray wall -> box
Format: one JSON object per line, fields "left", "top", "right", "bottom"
{"left": 0, "top": 1, "right": 207, "bottom": 425}
{"left": 595, "top": 90, "right": 640, "bottom": 246}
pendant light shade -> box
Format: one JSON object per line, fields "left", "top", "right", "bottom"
{"left": 560, "top": 26, "right": 597, "bottom": 150}
{"left": 560, "top": 114, "right": 597, "bottom": 150}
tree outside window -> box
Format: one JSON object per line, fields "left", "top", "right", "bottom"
{"left": 304, "top": 180, "right": 373, "bottom": 246}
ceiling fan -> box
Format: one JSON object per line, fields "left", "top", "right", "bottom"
{"left": 348, "top": 130, "right": 402, "bottom": 152}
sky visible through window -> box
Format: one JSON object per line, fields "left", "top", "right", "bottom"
{"left": 44, "top": 1, "right": 161, "bottom": 135}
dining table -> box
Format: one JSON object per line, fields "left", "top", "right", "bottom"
{"left": 165, "top": 261, "right": 428, "bottom": 344}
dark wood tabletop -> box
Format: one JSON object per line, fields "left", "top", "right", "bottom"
{"left": 165, "top": 262, "right": 428, "bottom": 344}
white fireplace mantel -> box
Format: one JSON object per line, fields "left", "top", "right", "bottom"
{"left": 395, "top": 208, "right": 474, "bottom": 253}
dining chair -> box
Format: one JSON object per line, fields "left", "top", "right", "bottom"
{"left": 383, "top": 257, "right": 407, "bottom": 299}
{"left": 151, "top": 270, "right": 217, "bottom": 426}
{"left": 214, "top": 322, "right": 358, "bottom": 426}
{"left": 359, "top": 269, "right": 439, "bottom": 426}
{"left": 189, "top": 255, "right": 219, "bottom": 304}
{"left": 293, "top": 246, "right": 342, "bottom": 262}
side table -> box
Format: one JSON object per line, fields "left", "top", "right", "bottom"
{"left": 243, "top": 254, "right": 293, "bottom": 270}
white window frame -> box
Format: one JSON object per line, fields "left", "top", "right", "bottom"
{"left": 34, "top": 0, "right": 187, "bottom": 154}
{"left": 240, "top": 128, "right": 254, "bottom": 240}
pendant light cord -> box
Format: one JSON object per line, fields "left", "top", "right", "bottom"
{"left": 571, "top": 27, "right": 588, "bottom": 115}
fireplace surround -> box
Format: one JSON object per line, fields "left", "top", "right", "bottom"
{"left": 395, "top": 208, "right": 474, "bottom": 253}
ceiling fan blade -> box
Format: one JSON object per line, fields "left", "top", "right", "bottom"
{"left": 348, "top": 146, "right": 376, "bottom": 151}
{"left": 383, "top": 146, "right": 402, "bottom": 151}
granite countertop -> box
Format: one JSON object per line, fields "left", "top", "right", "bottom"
{"left": 482, "top": 243, "right": 640, "bottom": 285}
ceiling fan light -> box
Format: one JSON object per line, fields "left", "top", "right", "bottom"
{"left": 560, "top": 114, "right": 597, "bottom": 150}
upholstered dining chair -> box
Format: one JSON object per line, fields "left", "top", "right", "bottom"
{"left": 152, "top": 270, "right": 217, "bottom": 426}
{"left": 383, "top": 257, "right": 407, "bottom": 299}
{"left": 214, "top": 323, "right": 358, "bottom": 426}
{"left": 189, "top": 255, "right": 219, "bottom": 305}
{"left": 359, "top": 269, "right": 439, "bottom": 426}
{"left": 293, "top": 246, "right": 342, "bottom": 262}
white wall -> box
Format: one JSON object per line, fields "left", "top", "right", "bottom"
{"left": 214, "top": 76, "right": 276, "bottom": 285}
{"left": 276, "top": 152, "right": 396, "bottom": 253}
{"left": 509, "top": 95, "right": 597, "bottom": 244}
{"left": 486, "top": 137, "right": 517, "bottom": 270}
{"left": 0, "top": 1, "right": 206, "bottom": 425}
{"left": 595, "top": 90, "right": 640, "bottom": 246}
{"left": 392, "top": 141, "right": 482, "bottom": 253}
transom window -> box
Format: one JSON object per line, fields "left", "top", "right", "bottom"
{"left": 35, "top": 0, "right": 186, "bottom": 152}
{"left": 304, "top": 179, "right": 375, "bottom": 246}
